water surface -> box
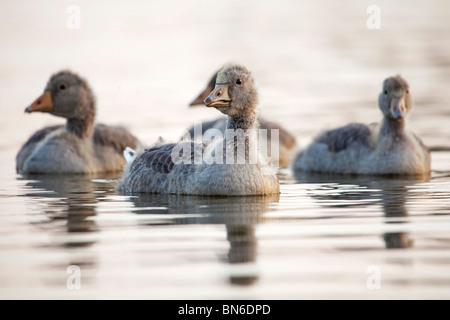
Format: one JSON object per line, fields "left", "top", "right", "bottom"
{"left": 1, "top": 0, "right": 450, "bottom": 299}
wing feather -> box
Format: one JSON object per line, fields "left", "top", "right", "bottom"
{"left": 136, "top": 142, "right": 203, "bottom": 174}
{"left": 315, "top": 123, "right": 372, "bottom": 153}
{"left": 93, "top": 123, "right": 139, "bottom": 154}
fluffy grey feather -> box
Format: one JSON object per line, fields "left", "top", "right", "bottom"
{"left": 16, "top": 70, "right": 141, "bottom": 174}
{"left": 187, "top": 69, "right": 296, "bottom": 168}
{"left": 293, "top": 75, "right": 430, "bottom": 175}
{"left": 118, "top": 64, "right": 280, "bottom": 196}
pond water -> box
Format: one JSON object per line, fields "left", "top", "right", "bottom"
{"left": 0, "top": 0, "right": 450, "bottom": 299}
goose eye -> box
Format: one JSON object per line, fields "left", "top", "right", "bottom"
{"left": 59, "top": 84, "right": 66, "bottom": 90}
{"left": 236, "top": 79, "right": 242, "bottom": 85}
{"left": 384, "top": 90, "right": 388, "bottom": 95}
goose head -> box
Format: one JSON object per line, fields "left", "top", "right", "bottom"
{"left": 25, "top": 70, "right": 96, "bottom": 120}
{"left": 378, "top": 75, "right": 412, "bottom": 120}
{"left": 204, "top": 64, "right": 259, "bottom": 118}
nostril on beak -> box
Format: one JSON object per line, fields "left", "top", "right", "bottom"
{"left": 37, "top": 100, "right": 41, "bottom": 105}
{"left": 217, "top": 92, "right": 221, "bottom": 97}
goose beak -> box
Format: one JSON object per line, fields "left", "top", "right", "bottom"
{"left": 390, "top": 96, "right": 406, "bottom": 119}
{"left": 189, "top": 86, "right": 213, "bottom": 107}
{"left": 204, "top": 84, "right": 231, "bottom": 108}
{"left": 25, "top": 91, "right": 54, "bottom": 113}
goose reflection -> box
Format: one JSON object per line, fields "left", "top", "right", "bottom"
{"left": 129, "top": 193, "right": 280, "bottom": 285}
{"left": 294, "top": 171, "right": 430, "bottom": 249}
{"left": 18, "top": 173, "right": 120, "bottom": 283}
{"left": 19, "top": 173, "right": 118, "bottom": 245}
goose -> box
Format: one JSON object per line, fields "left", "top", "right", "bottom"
{"left": 187, "top": 69, "right": 296, "bottom": 168}
{"left": 293, "top": 75, "right": 431, "bottom": 175}
{"left": 16, "top": 70, "right": 141, "bottom": 174}
{"left": 118, "top": 64, "right": 280, "bottom": 195}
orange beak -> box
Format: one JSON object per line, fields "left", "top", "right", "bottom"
{"left": 25, "top": 91, "right": 54, "bottom": 113}
{"left": 204, "top": 84, "right": 231, "bottom": 108}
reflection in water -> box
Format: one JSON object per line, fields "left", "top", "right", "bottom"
{"left": 19, "top": 173, "right": 118, "bottom": 242}
{"left": 19, "top": 173, "right": 120, "bottom": 274}
{"left": 294, "top": 171, "right": 430, "bottom": 249}
{"left": 380, "top": 180, "right": 414, "bottom": 249}
{"left": 226, "top": 224, "right": 257, "bottom": 285}
{"left": 20, "top": 172, "right": 279, "bottom": 286}
{"left": 130, "top": 194, "right": 280, "bottom": 285}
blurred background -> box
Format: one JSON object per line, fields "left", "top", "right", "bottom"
{"left": 1, "top": 0, "right": 450, "bottom": 299}
{"left": 1, "top": 0, "right": 449, "bottom": 159}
